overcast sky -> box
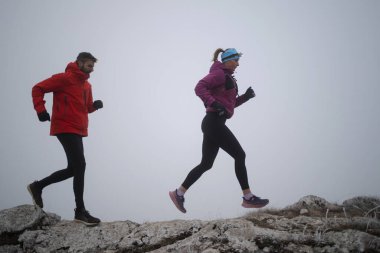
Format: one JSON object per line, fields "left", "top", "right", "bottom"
{"left": 1, "top": 0, "right": 379, "bottom": 223}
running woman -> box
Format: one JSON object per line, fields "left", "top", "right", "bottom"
{"left": 28, "top": 52, "right": 103, "bottom": 226}
{"left": 169, "top": 48, "right": 269, "bottom": 213}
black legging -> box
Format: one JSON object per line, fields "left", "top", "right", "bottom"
{"left": 38, "top": 133, "right": 86, "bottom": 209}
{"left": 182, "top": 112, "right": 250, "bottom": 190}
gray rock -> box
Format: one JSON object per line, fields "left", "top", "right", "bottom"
{"left": 119, "top": 219, "right": 205, "bottom": 251}
{"left": 343, "top": 196, "right": 380, "bottom": 216}
{"left": 0, "top": 205, "right": 60, "bottom": 234}
{"left": 323, "top": 229, "right": 380, "bottom": 252}
{"left": 0, "top": 244, "right": 23, "bottom": 253}
{"left": 0, "top": 205, "right": 44, "bottom": 234}
{"left": 285, "top": 195, "right": 341, "bottom": 211}
{"left": 1, "top": 196, "right": 380, "bottom": 252}
{"left": 150, "top": 219, "right": 258, "bottom": 253}
{"left": 0, "top": 205, "right": 60, "bottom": 246}
{"left": 19, "top": 220, "right": 139, "bottom": 252}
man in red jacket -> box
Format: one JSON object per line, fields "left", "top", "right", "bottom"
{"left": 28, "top": 52, "right": 103, "bottom": 226}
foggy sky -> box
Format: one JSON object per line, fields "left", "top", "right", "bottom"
{"left": 0, "top": 0, "right": 379, "bottom": 223}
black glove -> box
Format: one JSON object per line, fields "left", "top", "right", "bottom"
{"left": 211, "top": 101, "right": 227, "bottom": 116}
{"left": 37, "top": 111, "right": 50, "bottom": 122}
{"left": 93, "top": 100, "right": 103, "bottom": 110}
{"left": 244, "top": 87, "right": 255, "bottom": 99}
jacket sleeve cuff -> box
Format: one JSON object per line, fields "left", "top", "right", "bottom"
{"left": 35, "top": 105, "right": 47, "bottom": 114}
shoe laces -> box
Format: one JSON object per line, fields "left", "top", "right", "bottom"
{"left": 75, "top": 208, "right": 90, "bottom": 214}
{"left": 175, "top": 190, "right": 185, "bottom": 202}
{"left": 244, "top": 195, "right": 259, "bottom": 201}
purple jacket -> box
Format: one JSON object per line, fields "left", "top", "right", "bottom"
{"left": 195, "top": 61, "right": 248, "bottom": 118}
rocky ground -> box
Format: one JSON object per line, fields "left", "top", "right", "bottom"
{"left": 1, "top": 195, "right": 379, "bottom": 253}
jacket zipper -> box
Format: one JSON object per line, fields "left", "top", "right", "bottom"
{"left": 83, "top": 91, "right": 87, "bottom": 111}
{"left": 64, "top": 95, "right": 67, "bottom": 116}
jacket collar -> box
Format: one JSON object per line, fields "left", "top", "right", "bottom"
{"left": 209, "top": 61, "right": 234, "bottom": 74}
{"left": 65, "top": 62, "right": 90, "bottom": 81}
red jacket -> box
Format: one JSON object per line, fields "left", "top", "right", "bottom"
{"left": 32, "top": 62, "right": 96, "bottom": 136}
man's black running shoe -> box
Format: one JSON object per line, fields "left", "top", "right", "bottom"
{"left": 74, "top": 208, "right": 101, "bottom": 226}
{"left": 27, "top": 181, "right": 43, "bottom": 208}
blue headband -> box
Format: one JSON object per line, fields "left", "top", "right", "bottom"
{"left": 221, "top": 48, "right": 242, "bottom": 63}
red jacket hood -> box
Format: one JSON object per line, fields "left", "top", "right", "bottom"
{"left": 65, "top": 62, "right": 90, "bottom": 81}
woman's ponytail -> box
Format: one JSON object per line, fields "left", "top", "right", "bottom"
{"left": 212, "top": 48, "right": 225, "bottom": 62}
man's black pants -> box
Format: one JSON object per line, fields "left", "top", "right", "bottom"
{"left": 38, "top": 133, "right": 86, "bottom": 209}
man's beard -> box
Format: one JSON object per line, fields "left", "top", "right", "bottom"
{"left": 80, "top": 67, "right": 92, "bottom": 74}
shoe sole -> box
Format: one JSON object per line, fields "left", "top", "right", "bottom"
{"left": 27, "top": 185, "right": 43, "bottom": 208}
{"left": 169, "top": 191, "right": 186, "bottom": 213}
{"left": 242, "top": 201, "right": 269, "bottom": 208}
{"left": 74, "top": 219, "right": 100, "bottom": 227}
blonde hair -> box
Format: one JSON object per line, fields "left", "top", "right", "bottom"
{"left": 212, "top": 48, "right": 225, "bottom": 62}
